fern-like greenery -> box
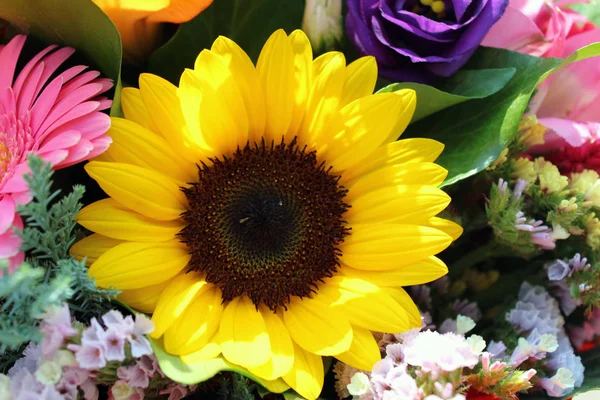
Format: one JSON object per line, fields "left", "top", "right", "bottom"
{"left": 0, "top": 156, "right": 118, "bottom": 368}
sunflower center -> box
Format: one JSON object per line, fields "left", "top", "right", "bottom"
{"left": 179, "top": 138, "right": 350, "bottom": 310}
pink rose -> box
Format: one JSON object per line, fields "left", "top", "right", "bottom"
{"left": 482, "top": 0, "right": 595, "bottom": 57}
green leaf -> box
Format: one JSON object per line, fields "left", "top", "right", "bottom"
{"left": 150, "top": 338, "right": 290, "bottom": 393}
{"left": 569, "top": 0, "right": 600, "bottom": 26}
{"left": 148, "top": 0, "right": 305, "bottom": 85}
{"left": 378, "top": 68, "right": 516, "bottom": 123}
{"left": 402, "top": 44, "right": 600, "bottom": 187}
{"left": 0, "top": 0, "right": 123, "bottom": 116}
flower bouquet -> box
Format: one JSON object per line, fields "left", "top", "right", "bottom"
{"left": 0, "top": 0, "right": 599, "bottom": 399}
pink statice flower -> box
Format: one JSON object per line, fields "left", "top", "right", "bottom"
{"left": 117, "top": 364, "right": 149, "bottom": 389}
{"left": 0, "top": 34, "right": 112, "bottom": 273}
{"left": 39, "top": 304, "right": 77, "bottom": 359}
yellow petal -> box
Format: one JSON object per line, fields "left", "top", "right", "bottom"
{"left": 105, "top": 117, "right": 196, "bottom": 182}
{"left": 390, "top": 89, "right": 417, "bottom": 141}
{"left": 283, "top": 297, "right": 352, "bottom": 356}
{"left": 77, "top": 198, "right": 183, "bottom": 243}
{"left": 117, "top": 277, "right": 175, "bottom": 313}
{"left": 164, "top": 287, "right": 224, "bottom": 355}
{"left": 424, "top": 217, "right": 463, "bottom": 241}
{"left": 85, "top": 161, "right": 187, "bottom": 221}
{"left": 220, "top": 296, "right": 271, "bottom": 368}
{"left": 211, "top": 36, "right": 265, "bottom": 140}
{"left": 319, "top": 92, "right": 404, "bottom": 172}
{"left": 341, "top": 138, "right": 445, "bottom": 183}
{"left": 256, "top": 29, "right": 296, "bottom": 142}
{"left": 151, "top": 273, "right": 210, "bottom": 338}
{"left": 180, "top": 332, "right": 222, "bottom": 364}
{"left": 139, "top": 73, "right": 205, "bottom": 163}
{"left": 346, "top": 185, "right": 451, "bottom": 225}
{"left": 382, "top": 287, "right": 422, "bottom": 328}
{"left": 301, "top": 52, "right": 346, "bottom": 147}
{"left": 339, "top": 256, "right": 449, "bottom": 286}
{"left": 120, "top": 87, "right": 159, "bottom": 134}
{"left": 287, "top": 30, "right": 313, "bottom": 137}
{"left": 70, "top": 234, "right": 122, "bottom": 266}
{"left": 335, "top": 326, "right": 381, "bottom": 371}
{"left": 340, "top": 56, "right": 377, "bottom": 107}
{"left": 317, "top": 275, "right": 417, "bottom": 333}
{"left": 340, "top": 224, "right": 453, "bottom": 270}
{"left": 282, "top": 343, "right": 324, "bottom": 400}
{"left": 88, "top": 239, "right": 190, "bottom": 290}
{"left": 345, "top": 162, "right": 448, "bottom": 201}
{"left": 192, "top": 50, "right": 249, "bottom": 154}
{"left": 248, "top": 307, "right": 295, "bottom": 380}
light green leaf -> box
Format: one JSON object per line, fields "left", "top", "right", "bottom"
{"left": 378, "top": 68, "right": 516, "bottom": 123}
{"left": 148, "top": 0, "right": 305, "bottom": 84}
{"left": 569, "top": 0, "right": 600, "bottom": 26}
{"left": 0, "top": 0, "right": 123, "bottom": 116}
{"left": 150, "top": 338, "right": 290, "bottom": 393}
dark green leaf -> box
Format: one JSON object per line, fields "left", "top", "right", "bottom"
{"left": 378, "top": 68, "right": 516, "bottom": 123}
{"left": 402, "top": 44, "right": 600, "bottom": 187}
{"left": 0, "top": 0, "right": 123, "bottom": 116}
{"left": 148, "top": 0, "right": 305, "bottom": 84}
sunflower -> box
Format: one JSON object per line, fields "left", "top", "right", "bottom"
{"left": 71, "top": 29, "right": 461, "bottom": 399}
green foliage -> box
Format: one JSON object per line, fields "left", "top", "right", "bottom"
{"left": 0, "top": 0, "right": 123, "bottom": 116}
{"left": 217, "top": 374, "right": 256, "bottom": 400}
{"left": 148, "top": 0, "right": 305, "bottom": 85}
{"left": 378, "top": 68, "right": 516, "bottom": 123}
{"left": 569, "top": 0, "right": 600, "bottom": 25}
{"left": 0, "top": 156, "right": 117, "bottom": 358}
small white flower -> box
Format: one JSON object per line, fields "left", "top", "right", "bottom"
{"left": 456, "top": 315, "right": 476, "bottom": 335}
{"left": 466, "top": 334, "right": 486, "bottom": 356}
{"left": 35, "top": 360, "right": 62, "bottom": 385}
{"left": 347, "top": 372, "right": 370, "bottom": 396}
{"left": 53, "top": 349, "right": 77, "bottom": 367}
{"left": 0, "top": 374, "right": 11, "bottom": 400}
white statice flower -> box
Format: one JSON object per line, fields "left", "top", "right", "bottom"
{"left": 403, "top": 330, "right": 479, "bottom": 372}
{"left": 35, "top": 360, "right": 62, "bottom": 385}
{"left": 301, "top": 0, "right": 343, "bottom": 52}
{"left": 456, "top": 316, "right": 476, "bottom": 335}
{"left": 0, "top": 374, "right": 10, "bottom": 400}
{"left": 348, "top": 372, "right": 370, "bottom": 398}
{"left": 466, "top": 334, "right": 486, "bottom": 356}
{"left": 540, "top": 368, "right": 576, "bottom": 397}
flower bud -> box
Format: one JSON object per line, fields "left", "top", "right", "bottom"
{"left": 302, "top": 0, "right": 343, "bottom": 53}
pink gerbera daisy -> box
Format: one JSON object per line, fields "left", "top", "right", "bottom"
{"left": 0, "top": 34, "right": 113, "bottom": 273}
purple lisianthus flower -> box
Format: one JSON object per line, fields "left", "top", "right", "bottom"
{"left": 346, "top": 0, "right": 509, "bottom": 82}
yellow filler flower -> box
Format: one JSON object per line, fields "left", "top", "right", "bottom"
{"left": 71, "top": 30, "right": 461, "bottom": 399}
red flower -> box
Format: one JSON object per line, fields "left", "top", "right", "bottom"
{"left": 546, "top": 141, "right": 600, "bottom": 175}
{"left": 465, "top": 388, "right": 505, "bottom": 400}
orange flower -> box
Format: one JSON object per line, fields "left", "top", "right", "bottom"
{"left": 93, "top": 0, "right": 213, "bottom": 63}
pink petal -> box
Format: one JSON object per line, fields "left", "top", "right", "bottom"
{"left": 12, "top": 44, "right": 57, "bottom": 95}
{"left": 39, "top": 130, "right": 82, "bottom": 153}
{"left": 564, "top": 27, "right": 600, "bottom": 56}
{"left": 0, "top": 195, "right": 16, "bottom": 234}
{"left": 15, "top": 60, "right": 45, "bottom": 118}
{"left": 56, "top": 71, "right": 101, "bottom": 102}
{"left": 38, "top": 149, "right": 70, "bottom": 166}
{"left": 0, "top": 214, "right": 22, "bottom": 258}
{"left": 482, "top": 6, "right": 545, "bottom": 53}
{"left": 37, "top": 101, "right": 100, "bottom": 143}
{"left": 48, "top": 112, "right": 111, "bottom": 142}
{"left": 1, "top": 162, "right": 30, "bottom": 193}
{"left": 97, "top": 98, "right": 113, "bottom": 111}
{"left": 35, "top": 47, "right": 75, "bottom": 95}
{"left": 0, "top": 35, "right": 26, "bottom": 89}
{"left": 54, "top": 139, "right": 94, "bottom": 168}
{"left": 30, "top": 77, "right": 64, "bottom": 136}
{"left": 539, "top": 117, "right": 595, "bottom": 147}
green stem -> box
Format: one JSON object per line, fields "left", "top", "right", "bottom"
{"left": 448, "top": 242, "right": 505, "bottom": 278}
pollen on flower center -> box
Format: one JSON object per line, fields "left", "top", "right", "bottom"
{"left": 178, "top": 138, "right": 350, "bottom": 310}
